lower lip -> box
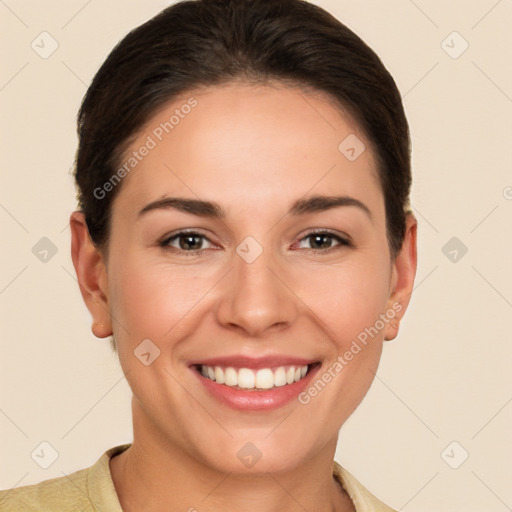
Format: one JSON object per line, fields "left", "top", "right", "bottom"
{"left": 191, "top": 364, "right": 321, "bottom": 411}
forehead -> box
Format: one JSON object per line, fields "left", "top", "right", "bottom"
{"left": 114, "top": 82, "right": 383, "bottom": 215}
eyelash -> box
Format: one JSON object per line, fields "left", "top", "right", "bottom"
{"left": 159, "top": 229, "right": 352, "bottom": 254}
{"left": 294, "top": 229, "right": 352, "bottom": 252}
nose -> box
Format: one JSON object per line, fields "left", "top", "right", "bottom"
{"left": 216, "top": 248, "right": 299, "bottom": 337}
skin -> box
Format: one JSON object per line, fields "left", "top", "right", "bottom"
{"left": 71, "top": 82, "right": 417, "bottom": 512}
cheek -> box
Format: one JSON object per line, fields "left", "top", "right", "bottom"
{"left": 108, "top": 254, "right": 214, "bottom": 343}
{"left": 292, "top": 261, "right": 389, "bottom": 427}
{"left": 294, "top": 257, "right": 391, "bottom": 345}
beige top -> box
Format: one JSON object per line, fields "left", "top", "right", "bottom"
{"left": 0, "top": 444, "right": 396, "bottom": 511}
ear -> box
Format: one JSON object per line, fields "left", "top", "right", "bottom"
{"left": 70, "top": 211, "right": 112, "bottom": 338}
{"left": 383, "top": 214, "right": 418, "bottom": 341}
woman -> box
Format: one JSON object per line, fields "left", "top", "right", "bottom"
{"left": 0, "top": 0, "right": 416, "bottom": 510}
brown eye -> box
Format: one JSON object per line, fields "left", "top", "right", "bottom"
{"left": 178, "top": 234, "right": 204, "bottom": 250}
{"left": 297, "top": 232, "right": 350, "bottom": 251}
{"left": 309, "top": 234, "right": 335, "bottom": 249}
{"left": 161, "top": 231, "right": 214, "bottom": 251}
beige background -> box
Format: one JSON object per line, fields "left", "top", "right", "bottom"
{"left": 1, "top": 0, "right": 511, "bottom": 510}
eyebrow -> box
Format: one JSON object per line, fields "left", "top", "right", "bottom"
{"left": 138, "top": 195, "right": 371, "bottom": 219}
{"left": 138, "top": 197, "right": 224, "bottom": 218}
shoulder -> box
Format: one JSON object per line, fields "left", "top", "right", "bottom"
{"left": 0, "top": 467, "right": 90, "bottom": 512}
{"left": 0, "top": 444, "right": 130, "bottom": 512}
{"left": 333, "top": 461, "right": 397, "bottom": 512}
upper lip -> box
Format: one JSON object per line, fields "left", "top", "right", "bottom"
{"left": 189, "top": 355, "right": 318, "bottom": 369}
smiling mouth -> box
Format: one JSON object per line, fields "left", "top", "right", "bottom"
{"left": 193, "top": 363, "right": 320, "bottom": 391}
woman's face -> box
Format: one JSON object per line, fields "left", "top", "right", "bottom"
{"left": 81, "top": 83, "right": 415, "bottom": 473}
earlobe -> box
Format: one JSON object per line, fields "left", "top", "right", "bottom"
{"left": 70, "top": 211, "right": 113, "bottom": 338}
{"left": 385, "top": 320, "right": 400, "bottom": 341}
{"left": 384, "top": 214, "right": 418, "bottom": 341}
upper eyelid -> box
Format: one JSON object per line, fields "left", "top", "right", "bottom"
{"left": 298, "top": 229, "right": 351, "bottom": 244}
{"left": 302, "top": 228, "right": 349, "bottom": 238}
{"left": 295, "top": 231, "right": 351, "bottom": 249}
{"left": 161, "top": 230, "right": 216, "bottom": 245}
{"left": 161, "top": 228, "right": 213, "bottom": 241}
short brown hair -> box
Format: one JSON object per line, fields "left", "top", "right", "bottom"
{"left": 74, "top": 0, "right": 411, "bottom": 256}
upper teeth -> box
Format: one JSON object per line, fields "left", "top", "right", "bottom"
{"left": 200, "top": 365, "right": 308, "bottom": 390}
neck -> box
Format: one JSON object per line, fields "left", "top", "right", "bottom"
{"left": 109, "top": 401, "right": 355, "bottom": 512}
